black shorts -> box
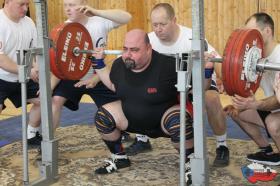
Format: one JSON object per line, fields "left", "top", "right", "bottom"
{"left": 0, "top": 79, "right": 39, "bottom": 109}
{"left": 52, "top": 80, "right": 118, "bottom": 111}
{"left": 126, "top": 123, "right": 169, "bottom": 139}
{"left": 257, "top": 110, "right": 272, "bottom": 138}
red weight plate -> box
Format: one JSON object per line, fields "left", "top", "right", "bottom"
{"left": 230, "top": 29, "right": 249, "bottom": 96}
{"left": 222, "top": 29, "right": 244, "bottom": 95}
{"left": 231, "top": 29, "right": 250, "bottom": 96}
{"left": 49, "top": 47, "right": 65, "bottom": 79}
{"left": 228, "top": 29, "right": 247, "bottom": 96}
{"left": 222, "top": 30, "right": 238, "bottom": 95}
{"left": 49, "top": 23, "right": 65, "bottom": 79}
{"left": 50, "top": 22, "right": 93, "bottom": 80}
{"left": 240, "top": 30, "right": 263, "bottom": 96}
{"left": 232, "top": 29, "right": 264, "bottom": 97}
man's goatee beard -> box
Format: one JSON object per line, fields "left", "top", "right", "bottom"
{"left": 124, "top": 59, "right": 136, "bottom": 69}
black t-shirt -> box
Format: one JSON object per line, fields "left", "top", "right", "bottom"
{"left": 110, "top": 50, "right": 177, "bottom": 131}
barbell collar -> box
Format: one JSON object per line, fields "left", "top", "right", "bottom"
{"left": 256, "top": 59, "right": 280, "bottom": 72}
{"left": 73, "top": 48, "right": 123, "bottom": 56}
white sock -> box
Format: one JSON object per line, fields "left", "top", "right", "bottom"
{"left": 136, "top": 134, "right": 149, "bottom": 142}
{"left": 27, "top": 125, "right": 39, "bottom": 139}
{"left": 215, "top": 133, "right": 227, "bottom": 148}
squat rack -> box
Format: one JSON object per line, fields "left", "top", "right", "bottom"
{"left": 19, "top": 0, "right": 208, "bottom": 185}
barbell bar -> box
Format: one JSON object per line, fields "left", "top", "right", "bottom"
{"left": 256, "top": 59, "right": 280, "bottom": 71}
{"left": 211, "top": 57, "right": 280, "bottom": 72}
{"left": 73, "top": 47, "right": 123, "bottom": 56}
{"left": 211, "top": 57, "right": 280, "bottom": 74}
{"left": 72, "top": 49, "right": 280, "bottom": 74}
{"left": 49, "top": 22, "right": 280, "bottom": 97}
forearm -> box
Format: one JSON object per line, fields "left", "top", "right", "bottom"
{"left": 91, "top": 49, "right": 115, "bottom": 91}
{"left": 0, "top": 54, "right": 18, "bottom": 74}
{"left": 214, "top": 63, "right": 222, "bottom": 79}
{"left": 92, "top": 73, "right": 100, "bottom": 83}
{"left": 95, "top": 66, "right": 115, "bottom": 91}
{"left": 92, "top": 60, "right": 113, "bottom": 83}
{"left": 256, "top": 96, "right": 280, "bottom": 111}
{"left": 92, "top": 9, "right": 131, "bottom": 24}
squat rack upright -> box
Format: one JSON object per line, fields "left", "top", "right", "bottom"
{"left": 20, "top": 1, "right": 58, "bottom": 185}
{"left": 177, "top": 0, "right": 208, "bottom": 186}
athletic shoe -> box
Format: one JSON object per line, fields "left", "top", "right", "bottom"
{"left": 27, "top": 132, "right": 42, "bottom": 147}
{"left": 241, "top": 162, "right": 278, "bottom": 183}
{"left": 95, "top": 154, "right": 131, "bottom": 174}
{"left": 247, "top": 151, "right": 280, "bottom": 166}
{"left": 185, "top": 161, "right": 192, "bottom": 186}
{"left": 213, "top": 145, "right": 229, "bottom": 167}
{"left": 125, "top": 139, "right": 152, "bottom": 156}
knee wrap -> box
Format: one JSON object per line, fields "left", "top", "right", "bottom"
{"left": 163, "top": 110, "right": 193, "bottom": 143}
{"left": 95, "top": 107, "right": 116, "bottom": 134}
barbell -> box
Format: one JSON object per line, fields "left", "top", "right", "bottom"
{"left": 49, "top": 22, "right": 280, "bottom": 97}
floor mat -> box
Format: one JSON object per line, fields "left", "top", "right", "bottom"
{"left": 1, "top": 125, "right": 279, "bottom": 185}
{"left": 0, "top": 103, "right": 97, "bottom": 147}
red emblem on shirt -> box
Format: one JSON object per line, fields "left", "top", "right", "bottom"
{"left": 147, "top": 87, "right": 157, "bottom": 94}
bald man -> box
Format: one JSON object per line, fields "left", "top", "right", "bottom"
{"left": 90, "top": 29, "right": 214, "bottom": 185}
{"left": 126, "top": 3, "right": 230, "bottom": 168}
